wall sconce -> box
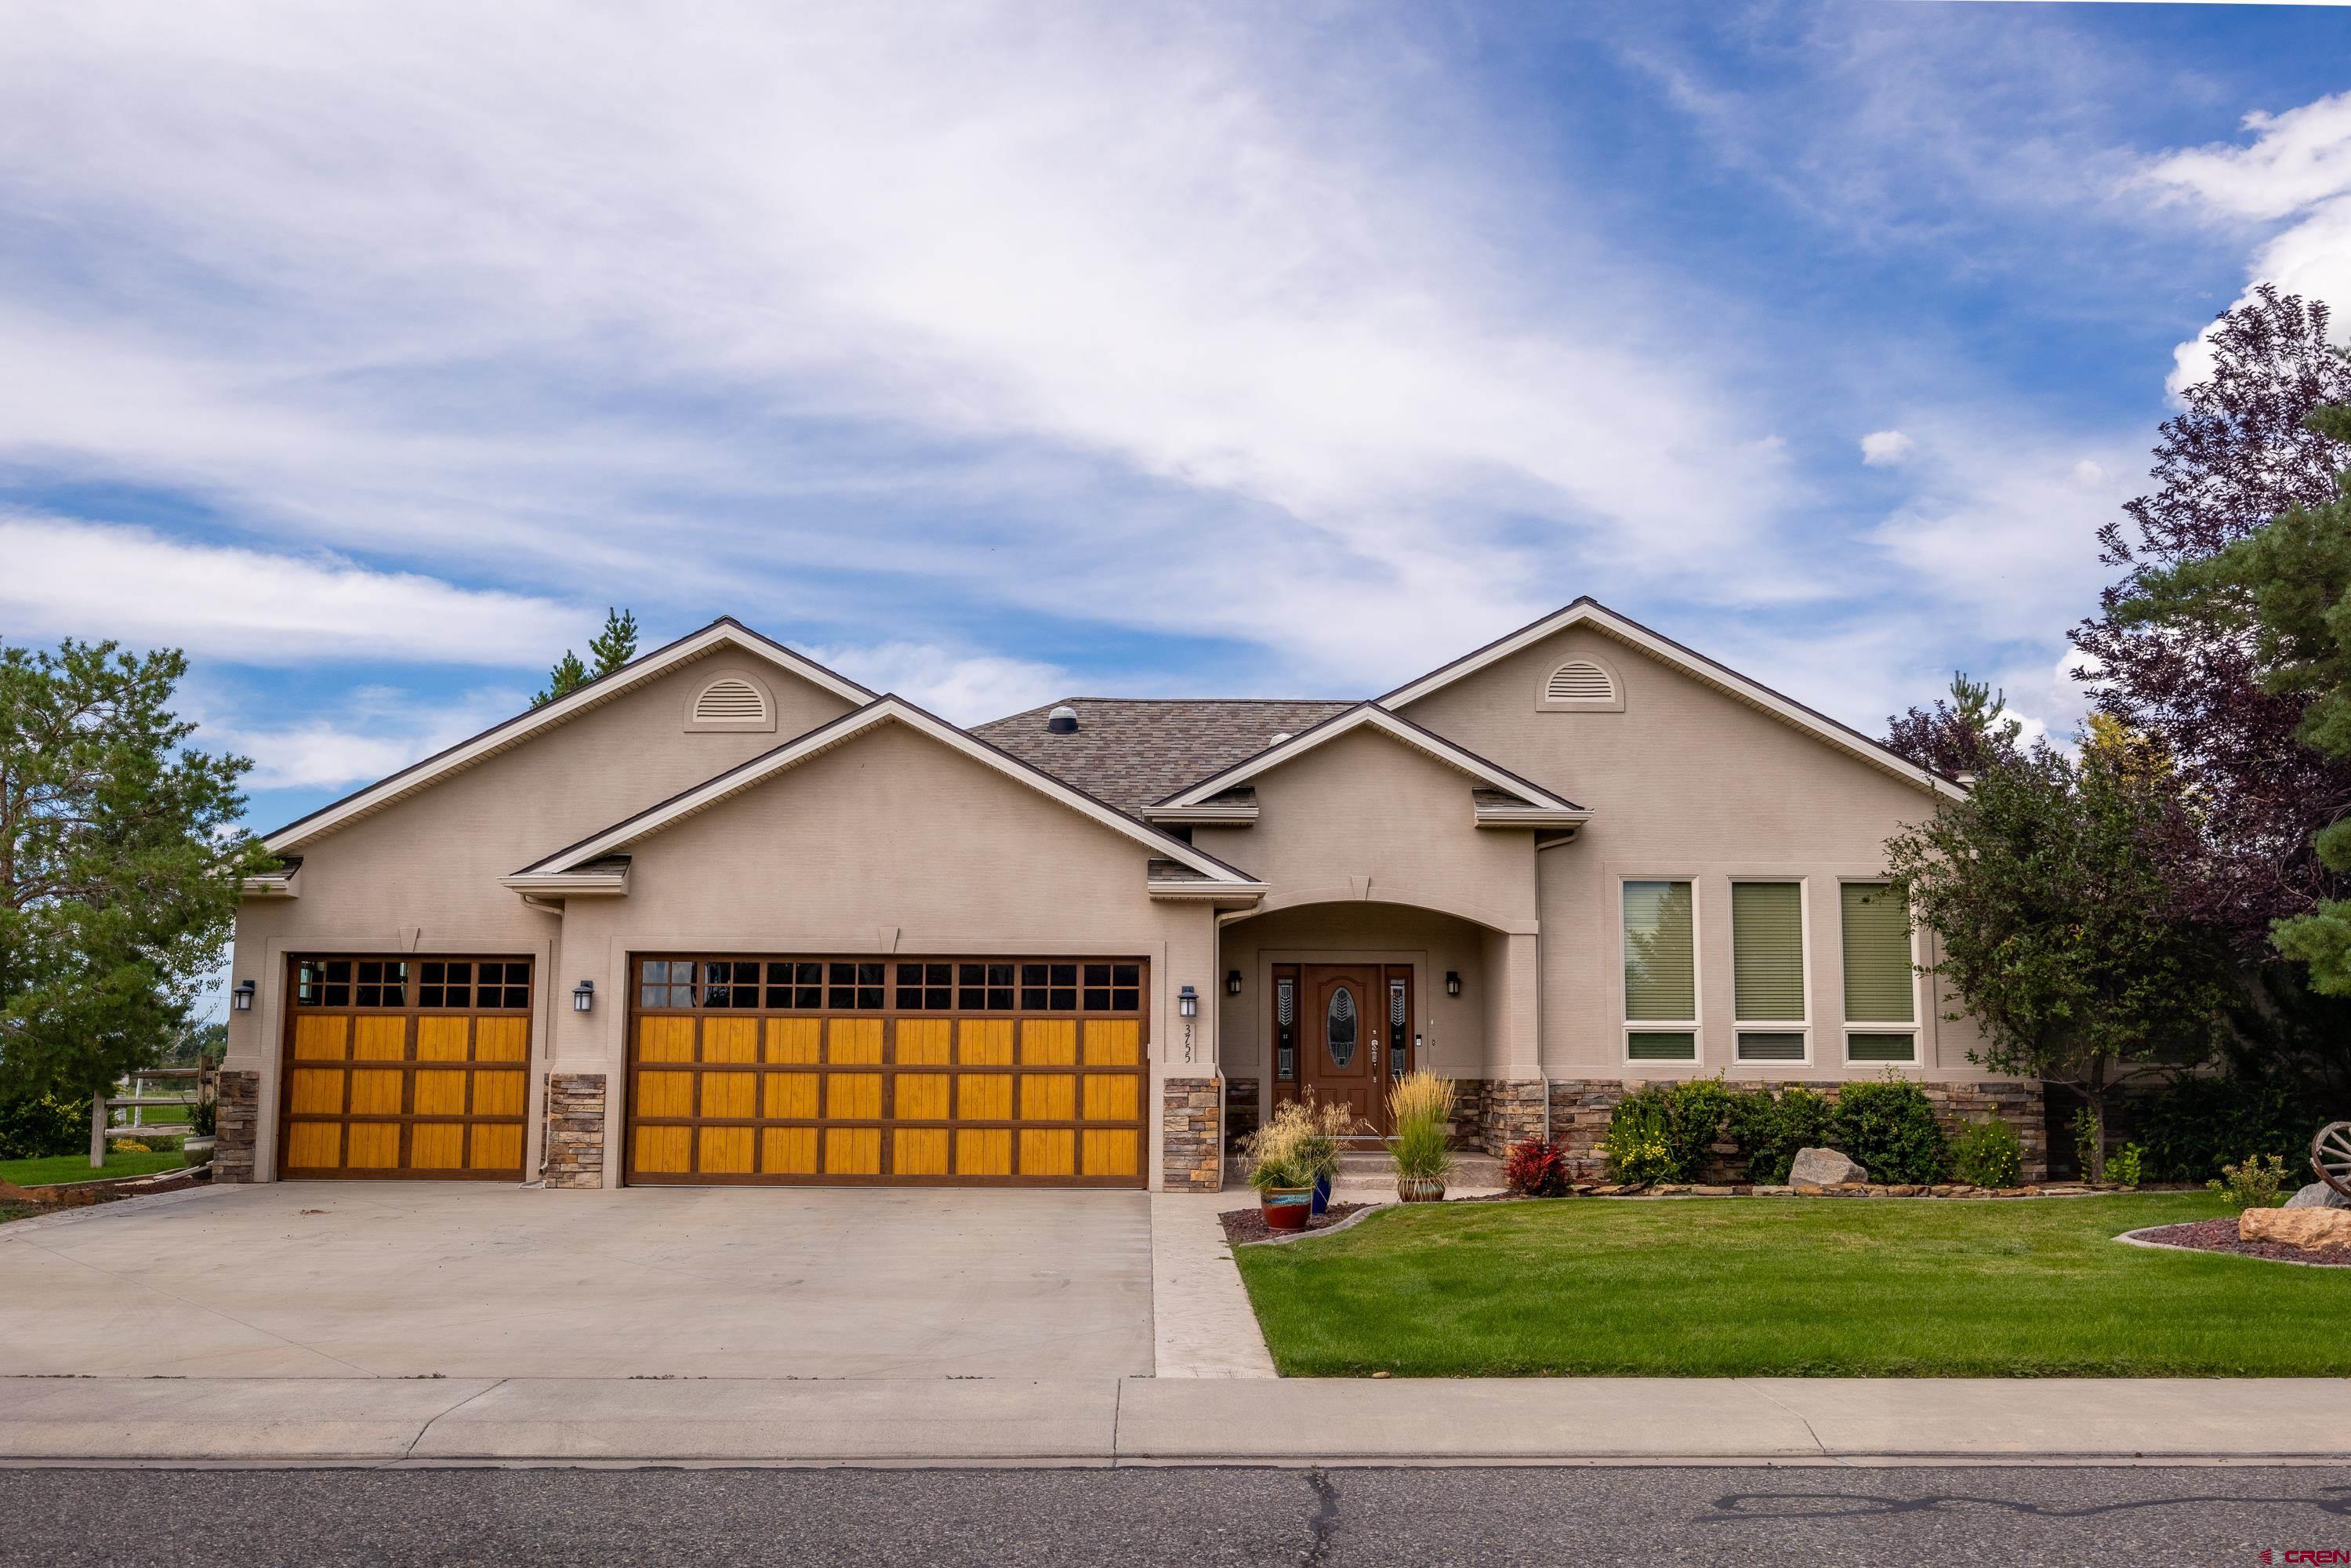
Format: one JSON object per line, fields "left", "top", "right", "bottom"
{"left": 1177, "top": 984, "right": 1199, "bottom": 1018}
{"left": 1445, "top": 971, "right": 1462, "bottom": 997}
{"left": 571, "top": 980, "right": 596, "bottom": 1014}
{"left": 231, "top": 979, "right": 256, "bottom": 1013}
{"left": 1224, "top": 970, "right": 1243, "bottom": 996}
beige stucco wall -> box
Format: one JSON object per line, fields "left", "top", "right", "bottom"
{"left": 546, "top": 719, "right": 1220, "bottom": 1188}
{"left": 223, "top": 653, "right": 860, "bottom": 1179}
{"left": 1396, "top": 624, "right": 2005, "bottom": 1083}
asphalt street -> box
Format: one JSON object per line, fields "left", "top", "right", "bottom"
{"left": 5, "top": 1463, "right": 2346, "bottom": 1566}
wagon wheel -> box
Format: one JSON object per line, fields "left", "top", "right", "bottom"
{"left": 2316, "top": 1122, "right": 2351, "bottom": 1201}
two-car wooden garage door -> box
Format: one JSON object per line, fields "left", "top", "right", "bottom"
{"left": 626, "top": 956, "right": 1148, "bottom": 1187}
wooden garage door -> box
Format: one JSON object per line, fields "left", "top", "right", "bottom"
{"left": 626, "top": 956, "right": 1148, "bottom": 1187}
{"left": 277, "top": 955, "right": 532, "bottom": 1180}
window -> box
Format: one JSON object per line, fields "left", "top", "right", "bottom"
{"left": 1732, "top": 880, "right": 1807, "bottom": 1063}
{"left": 1841, "top": 882, "right": 1918, "bottom": 1064}
{"left": 1539, "top": 656, "right": 1624, "bottom": 711}
{"left": 297, "top": 956, "right": 527, "bottom": 1010}
{"left": 1622, "top": 880, "right": 1696, "bottom": 1061}
{"left": 636, "top": 957, "right": 1141, "bottom": 1015}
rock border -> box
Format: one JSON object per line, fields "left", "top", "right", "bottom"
{"left": 2117, "top": 1223, "right": 2351, "bottom": 1270}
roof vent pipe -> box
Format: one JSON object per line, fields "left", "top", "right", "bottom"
{"left": 1047, "top": 704, "right": 1079, "bottom": 735}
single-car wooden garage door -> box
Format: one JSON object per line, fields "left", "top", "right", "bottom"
{"left": 277, "top": 955, "right": 532, "bottom": 1180}
{"left": 626, "top": 956, "right": 1147, "bottom": 1186}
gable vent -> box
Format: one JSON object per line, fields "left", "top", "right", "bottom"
{"left": 1544, "top": 660, "right": 1616, "bottom": 705}
{"left": 693, "top": 677, "right": 767, "bottom": 722}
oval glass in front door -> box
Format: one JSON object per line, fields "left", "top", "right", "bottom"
{"left": 1326, "top": 986, "right": 1358, "bottom": 1069}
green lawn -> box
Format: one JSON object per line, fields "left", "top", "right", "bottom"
{"left": 0, "top": 1149, "right": 187, "bottom": 1188}
{"left": 1232, "top": 1194, "right": 2348, "bottom": 1377}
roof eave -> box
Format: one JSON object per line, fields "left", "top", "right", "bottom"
{"left": 1472, "top": 808, "right": 1595, "bottom": 829}
{"left": 499, "top": 868, "right": 632, "bottom": 899}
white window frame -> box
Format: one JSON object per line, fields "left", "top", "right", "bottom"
{"left": 1838, "top": 877, "right": 1925, "bottom": 1069}
{"left": 1730, "top": 876, "right": 1811, "bottom": 1068}
{"left": 1618, "top": 874, "right": 1700, "bottom": 1067}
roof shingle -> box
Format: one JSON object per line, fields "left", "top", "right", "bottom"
{"left": 972, "top": 699, "right": 1356, "bottom": 815}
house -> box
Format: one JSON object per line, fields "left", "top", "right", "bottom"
{"left": 216, "top": 598, "right": 2050, "bottom": 1190}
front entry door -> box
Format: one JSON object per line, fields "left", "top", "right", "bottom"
{"left": 1294, "top": 964, "right": 1414, "bottom": 1135}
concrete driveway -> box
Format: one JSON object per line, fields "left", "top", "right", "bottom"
{"left": 0, "top": 1183, "right": 1153, "bottom": 1380}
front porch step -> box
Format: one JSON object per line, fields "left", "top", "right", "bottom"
{"left": 1221, "top": 1151, "right": 1505, "bottom": 1189}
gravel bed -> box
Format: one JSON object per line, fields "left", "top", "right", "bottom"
{"left": 2130, "top": 1216, "right": 2351, "bottom": 1267}
{"left": 1218, "top": 1201, "right": 1370, "bottom": 1244}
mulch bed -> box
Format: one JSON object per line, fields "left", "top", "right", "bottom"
{"left": 1219, "top": 1202, "right": 1370, "bottom": 1244}
{"left": 2132, "top": 1217, "right": 2351, "bottom": 1268}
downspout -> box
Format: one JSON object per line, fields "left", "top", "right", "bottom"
{"left": 516, "top": 890, "right": 564, "bottom": 1182}
{"left": 1533, "top": 826, "right": 1582, "bottom": 1145}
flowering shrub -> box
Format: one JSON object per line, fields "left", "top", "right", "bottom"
{"left": 1600, "top": 1122, "right": 1677, "bottom": 1186}
{"left": 1947, "top": 1117, "right": 2023, "bottom": 1187}
{"left": 1503, "top": 1137, "right": 1569, "bottom": 1197}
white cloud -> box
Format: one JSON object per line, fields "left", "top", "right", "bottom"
{"left": 190, "top": 683, "right": 525, "bottom": 793}
{"left": 1860, "top": 430, "right": 1916, "bottom": 466}
{"left": 2142, "top": 91, "right": 2351, "bottom": 391}
{"left": 0, "top": 514, "right": 579, "bottom": 665}
{"left": 0, "top": 2, "right": 1807, "bottom": 690}
{"left": 808, "top": 642, "right": 1069, "bottom": 727}
{"left": 1866, "top": 423, "right": 2140, "bottom": 643}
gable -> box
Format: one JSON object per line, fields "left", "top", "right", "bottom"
{"left": 515, "top": 696, "right": 1260, "bottom": 895}
{"left": 1149, "top": 702, "right": 1585, "bottom": 824}
{"left": 260, "top": 619, "right": 873, "bottom": 855}
{"left": 1384, "top": 599, "right": 1960, "bottom": 800}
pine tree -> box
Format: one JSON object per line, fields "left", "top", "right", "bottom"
{"left": 530, "top": 608, "right": 639, "bottom": 708}
{"left": 587, "top": 608, "right": 639, "bottom": 678}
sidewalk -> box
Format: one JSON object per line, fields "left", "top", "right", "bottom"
{"left": 4, "top": 1376, "right": 2346, "bottom": 1465}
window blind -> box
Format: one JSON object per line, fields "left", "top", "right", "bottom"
{"left": 1732, "top": 882, "right": 1804, "bottom": 1022}
{"left": 1627, "top": 1031, "right": 1697, "bottom": 1061}
{"left": 1841, "top": 883, "right": 1915, "bottom": 1023}
{"left": 1623, "top": 880, "right": 1696, "bottom": 1022}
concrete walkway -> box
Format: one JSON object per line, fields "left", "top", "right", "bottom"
{"left": 4, "top": 1376, "right": 2346, "bottom": 1464}
{"left": 1148, "top": 1192, "right": 1275, "bottom": 1377}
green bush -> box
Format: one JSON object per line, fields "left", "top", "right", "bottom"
{"left": 1947, "top": 1117, "right": 2023, "bottom": 1188}
{"left": 1833, "top": 1077, "right": 1946, "bottom": 1184}
{"left": 2110, "top": 1142, "right": 2144, "bottom": 1189}
{"left": 1723, "top": 1086, "right": 1838, "bottom": 1185}
{"left": 190, "top": 1096, "right": 216, "bottom": 1138}
{"left": 0, "top": 1091, "right": 91, "bottom": 1160}
{"left": 2132, "top": 1071, "right": 2335, "bottom": 1184}
{"left": 2208, "top": 1152, "right": 2289, "bottom": 1210}
{"left": 1600, "top": 1079, "right": 1736, "bottom": 1185}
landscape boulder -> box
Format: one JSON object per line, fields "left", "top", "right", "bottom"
{"left": 2284, "top": 1181, "right": 2349, "bottom": 1210}
{"left": 1787, "top": 1147, "right": 1867, "bottom": 1187}
{"left": 2239, "top": 1207, "right": 2351, "bottom": 1249}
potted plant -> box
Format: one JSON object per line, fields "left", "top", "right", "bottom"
{"left": 1243, "top": 1103, "right": 1317, "bottom": 1231}
{"left": 1293, "top": 1097, "right": 1355, "bottom": 1215}
{"left": 1387, "top": 1069, "right": 1455, "bottom": 1203}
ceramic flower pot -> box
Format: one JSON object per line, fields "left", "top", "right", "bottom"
{"left": 1396, "top": 1174, "right": 1446, "bottom": 1204}
{"left": 1261, "top": 1186, "right": 1315, "bottom": 1231}
{"left": 1311, "top": 1172, "right": 1332, "bottom": 1216}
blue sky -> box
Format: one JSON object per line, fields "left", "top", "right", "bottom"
{"left": 5, "top": 0, "right": 2350, "bottom": 843}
